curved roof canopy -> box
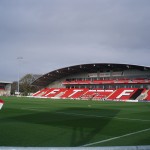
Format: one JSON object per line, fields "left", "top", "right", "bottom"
{"left": 32, "top": 63, "right": 150, "bottom": 87}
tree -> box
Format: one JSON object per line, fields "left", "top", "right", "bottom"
{"left": 11, "top": 81, "right": 18, "bottom": 95}
{"left": 19, "top": 74, "right": 41, "bottom": 96}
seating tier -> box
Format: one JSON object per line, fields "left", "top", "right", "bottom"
{"left": 33, "top": 88, "right": 150, "bottom": 101}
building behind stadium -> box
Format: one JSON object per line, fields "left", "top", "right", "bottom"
{"left": 31, "top": 63, "right": 150, "bottom": 101}
{"left": 0, "top": 81, "right": 12, "bottom": 96}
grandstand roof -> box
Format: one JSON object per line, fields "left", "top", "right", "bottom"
{"left": 31, "top": 63, "right": 150, "bottom": 87}
{"left": 0, "top": 81, "right": 12, "bottom": 84}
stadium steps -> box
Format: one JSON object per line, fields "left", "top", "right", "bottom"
{"left": 42, "top": 88, "right": 54, "bottom": 97}
{"left": 130, "top": 88, "right": 144, "bottom": 100}
{"left": 53, "top": 90, "right": 68, "bottom": 98}
{"left": 60, "top": 88, "right": 88, "bottom": 99}
{"left": 45, "top": 88, "right": 66, "bottom": 98}
{"left": 136, "top": 89, "right": 147, "bottom": 100}
{"left": 81, "top": 90, "right": 97, "bottom": 100}
{"left": 143, "top": 90, "right": 150, "bottom": 101}
{"left": 93, "top": 90, "right": 114, "bottom": 100}
{"left": 107, "top": 88, "right": 138, "bottom": 100}
{"left": 106, "top": 89, "right": 116, "bottom": 100}
{"left": 33, "top": 88, "right": 49, "bottom": 97}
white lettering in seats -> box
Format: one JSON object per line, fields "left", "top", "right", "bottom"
{"left": 116, "top": 90, "right": 134, "bottom": 99}
{"left": 69, "top": 90, "right": 83, "bottom": 97}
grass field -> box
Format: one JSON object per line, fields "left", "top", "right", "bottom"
{"left": 0, "top": 96, "right": 150, "bottom": 147}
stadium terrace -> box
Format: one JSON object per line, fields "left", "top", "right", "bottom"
{"left": 31, "top": 63, "right": 150, "bottom": 101}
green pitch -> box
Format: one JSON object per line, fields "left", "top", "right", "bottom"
{"left": 0, "top": 96, "right": 150, "bottom": 147}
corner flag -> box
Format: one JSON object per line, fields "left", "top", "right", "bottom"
{"left": 0, "top": 99, "right": 4, "bottom": 110}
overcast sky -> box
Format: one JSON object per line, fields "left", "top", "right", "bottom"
{"left": 1, "top": 0, "right": 150, "bottom": 82}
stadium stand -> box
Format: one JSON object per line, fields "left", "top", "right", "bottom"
{"left": 61, "top": 88, "right": 89, "bottom": 99}
{"left": 107, "top": 88, "right": 141, "bottom": 100}
{"left": 32, "top": 88, "right": 49, "bottom": 97}
{"left": 144, "top": 90, "right": 150, "bottom": 101}
{"left": 31, "top": 63, "right": 150, "bottom": 101}
{"left": 0, "top": 82, "right": 11, "bottom": 96}
{"left": 32, "top": 87, "right": 150, "bottom": 101}
{"left": 63, "top": 79, "right": 150, "bottom": 85}
{"left": 46, "top": 88, "right": 67, "bottom": 98}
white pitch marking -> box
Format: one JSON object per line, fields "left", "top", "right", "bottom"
{"left": 56, "top": 111, "right": 150, "bottom": 122}
{"left": 82, "top": 128, "right": 150, "bottom": 147}
{"left": 21, "top": 108, "right": 48, "bottom": 112}
{"left": 21, "top": 108, "right": 150, "bottom": 122}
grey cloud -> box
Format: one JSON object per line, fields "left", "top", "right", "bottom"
{"left": 0, "top": 0, "right": 150, "bottom": 81}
